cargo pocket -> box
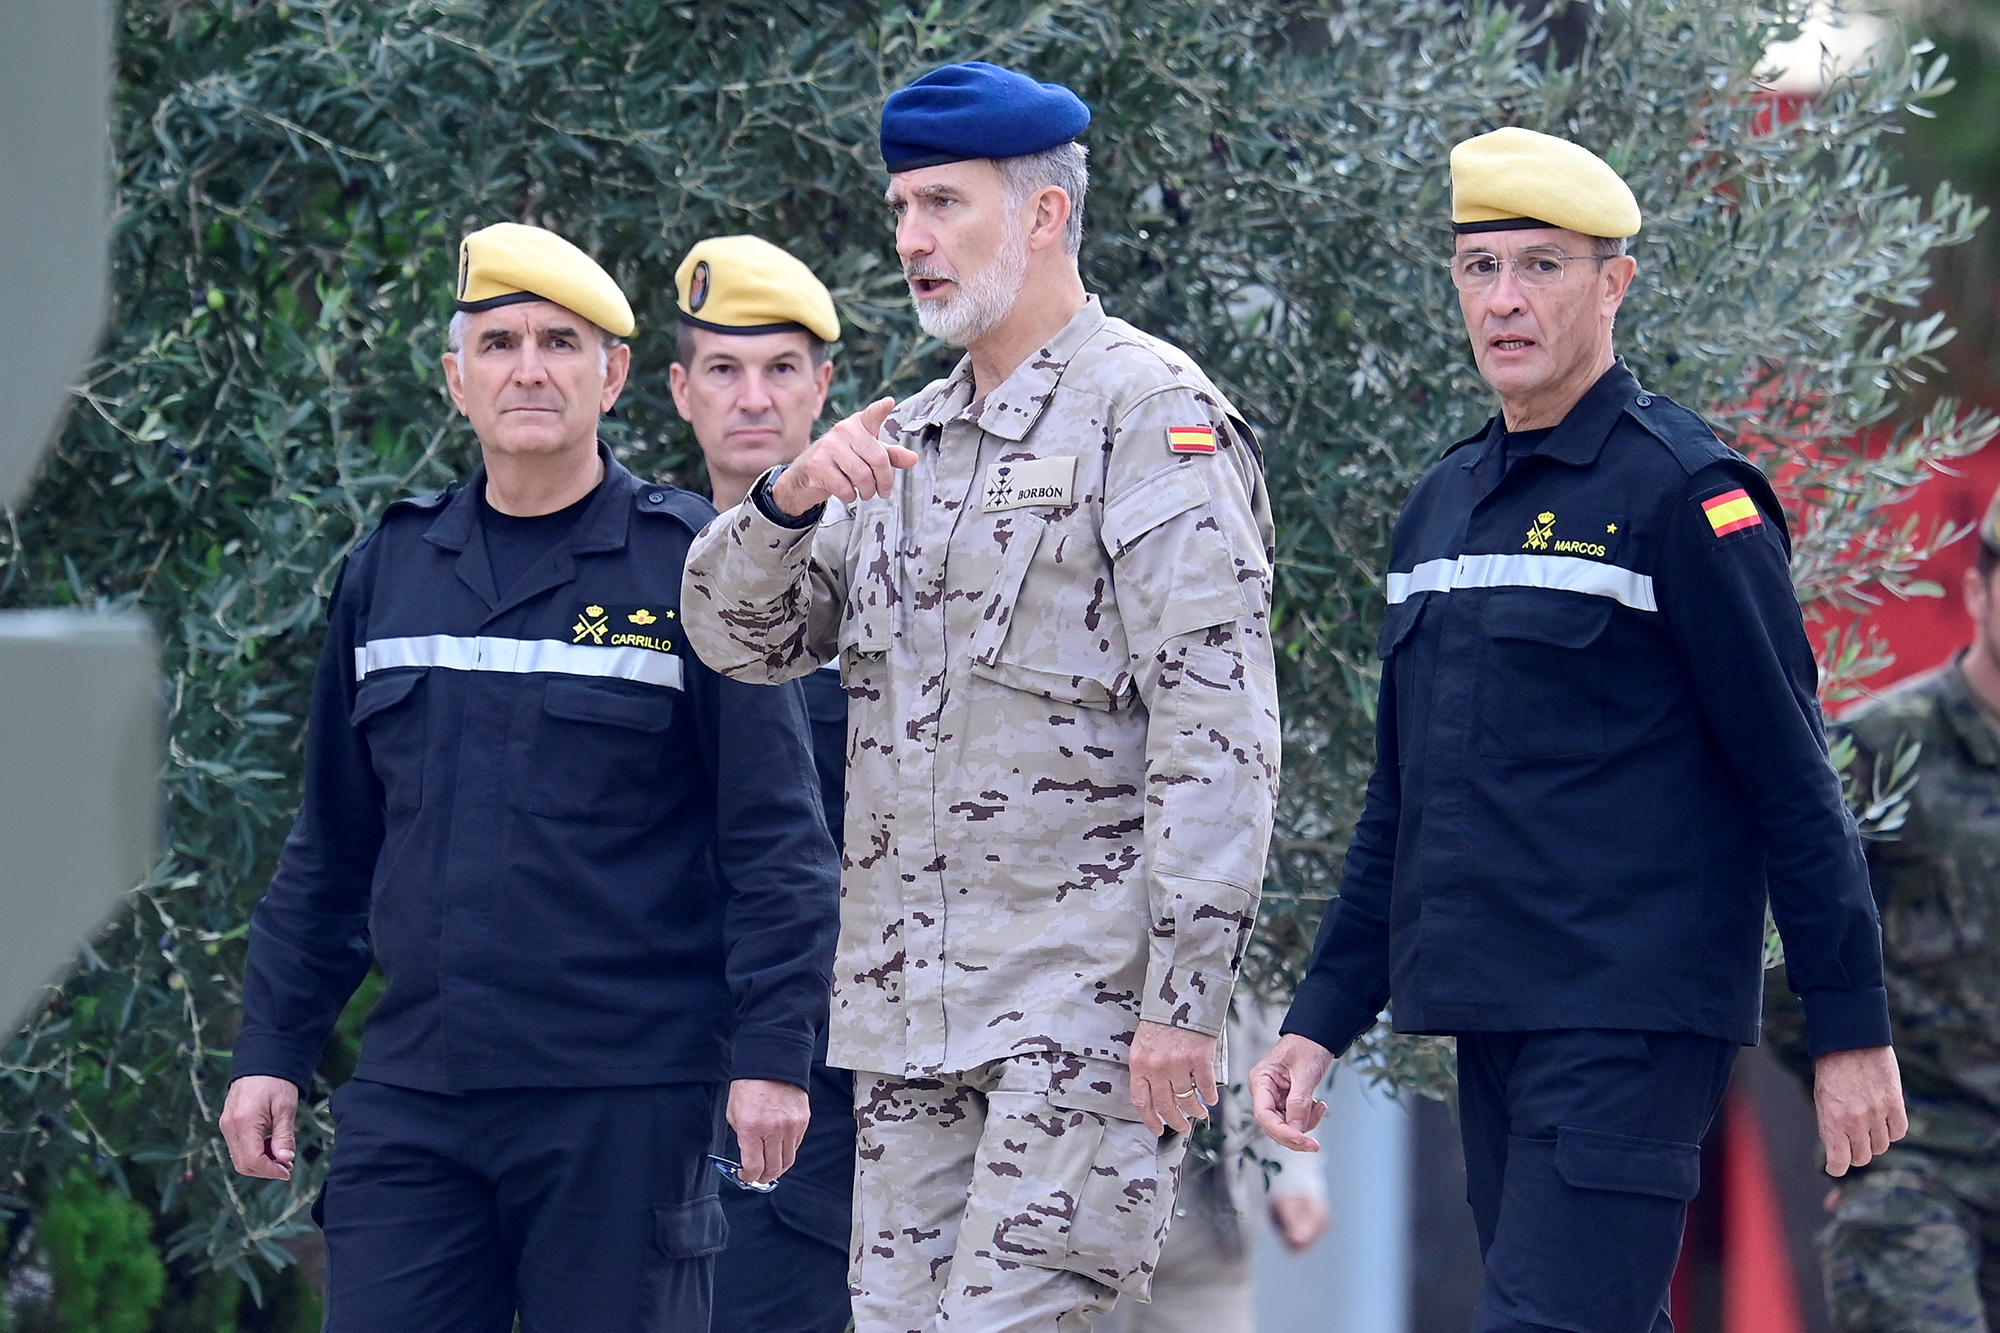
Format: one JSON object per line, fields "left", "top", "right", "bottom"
{"left": 1554, "top": 1125, "right": 1701, "bottom": 1200}
{"left": 997, "top": 1079, "right": 1187, "bottom": 1300}
{"left": 1476, "top": 589, "right": 1613, "bottom": 759}
{"left": 519, "top": 677, "right": 677, "bottom": 826}
{"left": 351, "top": 669, "right": 426, "bottom": 814}
{"left": 967, "top": 512, "right": 1136, "bottom": 712}
{"left": 641, "top": 1194, "right": 728, "bottom": 1328}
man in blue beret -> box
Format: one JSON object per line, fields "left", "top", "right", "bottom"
{"left": 681, "top": 60, "right": 1281, "bottom": 1333}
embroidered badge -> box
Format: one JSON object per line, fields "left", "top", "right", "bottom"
{"left": 688, "top": 260, "right": 711, "bottom": 312}
{"left": 1167, "top": 425, "right": 1216, "bottom": 454}
{"left": 573, "top": 604, "right": 677, "bottom": 652}
{"left": 572, "top": 604, "right": 610, "bottom": 645}
{"left": 981, "top": 456, "right": 1078, "bottom": 513}
{"left": 1524, "top": 511, "right": 1555, "bottom": 550}
{"left": 1701, "top": 489, "right": 1763, "bottom": 537}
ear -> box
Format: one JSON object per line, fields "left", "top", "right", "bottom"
{"left": 668, "top": 361, "right": 693, "bottom": 421}
{"left": 441, "top": 352, "right": 469, "bottom": 417}
{"left": 1025, "top": 184, "right": 1072, "bottom": 254}
{"left": 1599, "top": 254, "right": 1637, "bottom": 319}
{"left": 1964, "top": 561, "right": 1988, "bottom": 623}
{"left": 812, "top": 358, "right": 834, "bottom": 418}
{"left": 599, "top": 341, "right": 632, "bottom": 413}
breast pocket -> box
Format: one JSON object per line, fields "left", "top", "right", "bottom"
{"left": 520, "top": 677, "right": 678, "bottom": 826}
{"left": 968, "top": 512, "right": 1137, "bottom": 712}
{"left": 351, "top": 670, "right": 426, "bottom": 814}
{"left": 1476, "top": 589, "right": 1613, "bottom": 759}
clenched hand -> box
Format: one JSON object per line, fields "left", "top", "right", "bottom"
{"left": 219, "top": 1074, "right": 300, "bottom": 1180}
{"left": 1814, "top": 1045, "right": 1907, "bottom": 1177}
{"left": 1249, "top": 1033, "right": 1335, "bottom": 1153}
{"left": 728, "top": 1078, "right": 811, "bottom": 1186}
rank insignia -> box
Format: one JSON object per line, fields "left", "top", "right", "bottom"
{"left": 1701, "top": 488, "right": 1762, "bottom": 537}
{"left": 1524, "top": 511, "right": 1555, "bottom": 551}
{"left": 628, "top": 608, "right": 658, "bottom": 625}
{"left": 572, "top": 604, "right": 610, "bottom": 644}
{"left": 1167, "top": 425, "right": 1216, "bottom": 454}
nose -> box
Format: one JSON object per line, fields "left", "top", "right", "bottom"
{"left": 1483, "top": 265, "right": 1529, "bottom": 317}
{"left": 513, "top": 337, "right": 549, "bottom": 385}
{"left": 739, "top": 367, "right": 774, "bottom": 413}
{"left": 896, "top": 211, "right": 932, "bottom": 267}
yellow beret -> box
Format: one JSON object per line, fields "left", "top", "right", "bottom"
{"left": 455, "top": 222, "right": 635, "bottom": 339}
{"left": 675, "top": 236, "right": 839, "bottom": 343}
{"left": 1450, "top": 127, "right": 1641, "bottom": 239}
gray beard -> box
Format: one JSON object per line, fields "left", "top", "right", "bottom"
{"left": 911, "top": 233, "right": 1030, "bottom": 347}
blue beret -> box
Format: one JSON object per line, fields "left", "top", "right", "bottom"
{"left": 880, "top": 62, "right": 1090, "bottom": 173}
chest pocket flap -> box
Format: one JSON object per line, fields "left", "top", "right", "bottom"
{"left": 1102, "top": 465, "right": 1209, "bottom": 559}
{"left": 351, "top": 669, "right": 423, "bottom": 726}
{"left": 1377, "top": 595, "right": 1428, "bottom": 660}
{"left": 1483, "top": 588, "right": 1613, "bottom": 648}
{"left": 542, "top": 677, "right": 676, "bottom": 732}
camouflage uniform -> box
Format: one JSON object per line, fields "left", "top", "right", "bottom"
{"left": 1768, "top": 656, "right": 2000, "bottom": 1330}
{"left": 681, "top": 295, "right": 1280, "bottom": 1330}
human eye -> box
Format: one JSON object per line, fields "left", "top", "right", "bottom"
{"left": 1525, "top": 255, "right": 1565, "bottom": 277}
{"left": 1458, "top": 254, "right": 1500, "bottom": 278}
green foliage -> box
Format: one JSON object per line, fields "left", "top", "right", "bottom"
{"left": 37, "top": 1171, "right": 166, "bottom": 1333}
{"left": 0, "top": 0, "right": 1986, "bottom": 1283}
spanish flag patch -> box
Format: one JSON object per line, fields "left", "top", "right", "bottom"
{"left": 1168, "top": 425, "right": 1216, "bottom": 454}
{"left": 1701, "top": 488, "right": 1762, "bottom": 538}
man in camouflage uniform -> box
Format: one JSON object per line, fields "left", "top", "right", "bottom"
{"left": 680, "top": 62, "right": 1279, "bottom": 1332}
{"left": 1769, "top": 485, "right": 2000, "bottom": 1331}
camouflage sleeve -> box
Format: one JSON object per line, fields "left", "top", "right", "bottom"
{"left": 1105, "top": 385, "right": 1281, "bottom": 1038}
{"left": 679, "top": 472, "right": 850, "bottom": 685}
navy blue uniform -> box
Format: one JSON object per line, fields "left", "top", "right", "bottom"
{"left": 232, "top": 449, "right": 840, "bottom": 1332}
{"left": 713, "top": 666, "right": 856, "bottom": 1333}
{"left": 1282, "top": 362, "right": 1891, "bottom": 1332}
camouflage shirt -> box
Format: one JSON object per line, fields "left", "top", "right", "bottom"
{"left": 680, "top": 296, "right": 1280, "bottom": 1080}
{"left": 1772, "top": 656, "right": 2000, "bottom": 1158}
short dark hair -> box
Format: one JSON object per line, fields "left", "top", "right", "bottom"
{"left": 1979, "top": 541, "right": 2000, "bottom": 581}
{"left": 673, "top": 319, "right": 828, "bottom": 370}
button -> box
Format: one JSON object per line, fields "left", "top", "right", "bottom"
{"left": 649, "top": 491, "right": 665, "bottom": 503}
{"left": 1635, "top": 395, "right": 1653, "bottom": 407}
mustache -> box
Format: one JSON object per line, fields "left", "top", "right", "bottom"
{"left": 903, "top": 262, "right": 957, "bottom": 283}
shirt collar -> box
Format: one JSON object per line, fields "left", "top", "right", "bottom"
{"left": 1941, "top": 653, "right": 2000, "bottom": 768}
{"left": 423, "top": 441, "right": 633, "bottom": 554}
{"left": 909, "top": 295, "right": 1111, "bottom": 441}
{"left": 1460, "top": 357, "right": 1643, "bottom": 471}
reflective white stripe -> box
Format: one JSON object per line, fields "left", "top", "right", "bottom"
{"left": 1386, "top": 553, "right": 1657, "bottom": 612}
{"left": 355, "top": 635, "right": 684, "bottom": 690}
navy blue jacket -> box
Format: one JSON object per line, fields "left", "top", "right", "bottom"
{"left": 231, "top": 450, "right": 840, "bottom": 1094}
{"left": 1284, "top": 362, "right": 1892, "bottom": 1058}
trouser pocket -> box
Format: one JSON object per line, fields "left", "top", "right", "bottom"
{"left": 640, "top": 1193, "right": 728, "bottom": 1331}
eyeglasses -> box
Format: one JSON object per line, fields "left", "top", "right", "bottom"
{"left": 708, "top": 1154, "right": 777, "bottom": 1193}
{"left": 1449, "top": 250, "right": 1610, "bottom": 291}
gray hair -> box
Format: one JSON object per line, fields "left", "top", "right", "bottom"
{"left": 995, "top": 141, "right": 1089, "bottom": 259}
{"left": 1590, "top": 234, "right": 1629, "bottom": 259}
{"left": 446, "top": 309, "right": 625, "bottom": 372}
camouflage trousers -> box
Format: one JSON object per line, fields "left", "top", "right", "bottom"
{"left": 849, "top": 1052, "right": 1188, "bottom": 1333}
{"left": 1822, "top": 1147, "right": 2000, "bottom": 1332}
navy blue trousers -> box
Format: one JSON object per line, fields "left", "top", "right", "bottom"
{"left": 318, "top": 1079, "right": 725, "bottom": 1333}
{"left": 1458, "top": 1030, "right": 1738, "bottom": 1333}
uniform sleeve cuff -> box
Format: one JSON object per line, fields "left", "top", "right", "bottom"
{"left": 1800, "top": 986, "right": 1894, "bottom": 1057}
{"left": 228, "top": 1033, "right": 319, "bottom": 1094}
{"left": 751, "top": 466, "right": 824, "bottom": 530}
{"left": 730, "top": 1024, "right": 817, "bottom": 1090}
{"left": 1279, "top": 973, "right": 1380, "bottom": 1058}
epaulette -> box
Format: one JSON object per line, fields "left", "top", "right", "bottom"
{"left": 635, "top": 482, "right": 719, "bottom": 534}
{"left": 1623, "top": 392, "right": 1736, "bottom": 476}
{"left": 384, "top": 485, "right": 454, "bottom": 515}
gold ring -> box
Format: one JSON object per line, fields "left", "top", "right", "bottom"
{"left": 1174, "top": 1087, "right": 1200, "bottom": 1099}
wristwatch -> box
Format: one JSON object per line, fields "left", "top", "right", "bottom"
{"left": 752, "top": 465, "right": 823, "bottom": 530}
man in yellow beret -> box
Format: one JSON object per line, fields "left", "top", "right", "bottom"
{"left": 670, "top": 235, "right": 853, "bottom": 1333}
{"left": 218, "top": 221, "right": 839, "bottom": 1332}
{"left": 1253, "top": 126, "right": 1907, "bottom": 1332}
